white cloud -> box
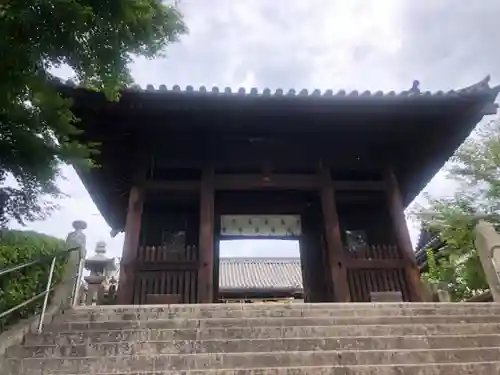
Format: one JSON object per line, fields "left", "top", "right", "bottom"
{"left": 7, "top": 1, "right": 500, "bottom": 259}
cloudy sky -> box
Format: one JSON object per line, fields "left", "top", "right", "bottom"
{"left": 8, "top": 0, "right": 500, "bottom": 259}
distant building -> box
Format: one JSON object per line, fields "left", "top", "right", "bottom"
{"left": 218, "top": 258, "right": 303, "bottom": 302}
{"left": 415, "top": 224, "right": 446, "bottom": 271}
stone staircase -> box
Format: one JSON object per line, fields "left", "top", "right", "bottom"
{"left": 4, "top": 302, "right": 500, "bottom": 374}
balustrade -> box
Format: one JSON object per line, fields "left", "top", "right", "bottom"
{"left": 343, "top": 243, "right": 410, "bottom": 302}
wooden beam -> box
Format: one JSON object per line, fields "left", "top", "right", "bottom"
{"left": 343, "top": 259, "right": 410, "bottom": 269}
{"left": 143, "top": 175, "right": 386, "bottom": 192}
{"left": 318, "top": 164, "right": 351, "bottom": 302}
{"left": 334, "top": 181, "right": 386, "bottom": 191}
{"left": 198, "top": 167, "right": 215, "bottom": 303}
{"left": 385, "top": 167, "right": 425, "bottom": 302}
{"left": 219, "top": 234, "right": 301, "bottom": 241}
{"left": 216, "top": 204, "right": 308, "bottom": 216}
{"left": 116, "top": 186, "right": 144, "bottom": 304}
{"left": 214, "top": 173, "right": 319, "bottom": 190}
{"left": 143, "top": 180, "right": 200, "bottom": 191}
{"left": 137, "top": 261, "right": 199, "bottom": 272}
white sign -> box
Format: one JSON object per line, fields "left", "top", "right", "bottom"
{"left": 220, "top": 215, "right": 301, "bottom": 237}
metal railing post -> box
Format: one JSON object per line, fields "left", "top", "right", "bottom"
{"left": 37, "top": 256, "right": 57, "bottom": 333}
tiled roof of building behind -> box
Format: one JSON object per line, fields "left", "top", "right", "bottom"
{"left": 219, "top": 258, "right": 302, "bottom": 291}
{"left": 415, "top": 224, "right": 447, "bottom": 269}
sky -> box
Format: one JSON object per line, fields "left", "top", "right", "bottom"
{"left": 7, "top": 0, "right": 500, "bottom": 260}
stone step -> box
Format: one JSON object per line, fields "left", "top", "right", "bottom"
{"left": 12, "top": 347, "right": 500, "bottom": 373}
{"left": 44, "top": 314, "right": 500, "bottom": 332}
{"left": 57, "top": 305, "right": 500, "bottom": 322}
{"left": 8, "top": 362, "right": 500, "bottom": 375}
{"left": 24, "top": 323, "right": 500, "bottom": 345}
{"left": 64, "top": 302, "right": 500, "bottom": 313}
{"left": 8, "top": 334, "right": 500, "bottom": 359}
{"left": 69, "top": 302, "right": 500, "bottom": 313}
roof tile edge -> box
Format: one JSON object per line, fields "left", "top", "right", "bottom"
{"left": 56, "top": 75, "right": 499, "bottom": 100}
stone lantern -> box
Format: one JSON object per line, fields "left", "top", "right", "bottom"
{"left": 84, "top": 241, "right": 117, "bottom": 305}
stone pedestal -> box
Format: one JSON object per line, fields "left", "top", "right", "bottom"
{"left": 370, "top": 291, "right": 403, "bottom": 302}
{"left": 422, "top": 280, "right": 451, "bottom": 302}
{"left": 84, "top": 275, "right": 106, "bottom": 305}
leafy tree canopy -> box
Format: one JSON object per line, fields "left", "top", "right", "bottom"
{"left": 0, "top": 0, "right": 186, "bottom": 227}
{"left": 412, "top": 119, "right": 500, "bottom": 300}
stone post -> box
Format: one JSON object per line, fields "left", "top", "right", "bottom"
{"left": 78, "top": 284, "right": 87, "bottom": 306}
{"left": 436, "top": 287, "right": 451, "bottom": 302}
{"left": 52, "top": 220, "right": 87, "bottom": 311}
{"left": 474, "top": 220, "right": 500, "bottom": 301}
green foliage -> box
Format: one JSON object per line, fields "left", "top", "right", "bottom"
{"left": 0, "top": 0, "right": 187, "bottom": 226}
{"left": 413, "top": 119, "right": 500, "bottom": 300}
{"left": 420, "top": 241, "right": 487, "bottom": 301}
{"left": 422, "top": 248, "right": 440, "bottom": 282}
{"left": 0, "top": 229, "right": 67, "bottom": 331}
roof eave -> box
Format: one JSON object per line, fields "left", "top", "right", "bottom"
{"left": 55, "top": 75, "right": 500, "bottom": 104}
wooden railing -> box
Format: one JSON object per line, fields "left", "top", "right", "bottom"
{"left": 132, "top": 242, "right": 411, "bottom": 304}
{"left": 344, "top": 244, "right": 402, "bottom": 260}
{"left": 133, "top": 244, "right": 199, "bottom": 304}
{"left": 137, "top": 245, "right": 198, "bottom": 263}
{"left": 343, "top": 244, "right": 410, "bottom": 302}
{"left": 133, "top": 269, "right": 198, "bottom": 304}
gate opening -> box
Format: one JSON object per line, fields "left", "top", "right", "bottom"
{"left": 217, "top": 239, "right": 303, "bottom": 303}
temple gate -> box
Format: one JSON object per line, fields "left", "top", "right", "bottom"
{"left": 56, "top": 76, "right": 500, "bottom": 304}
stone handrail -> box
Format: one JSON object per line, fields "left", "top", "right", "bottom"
{"left": 474, "top": 220, "right": 500, "bottom": 302}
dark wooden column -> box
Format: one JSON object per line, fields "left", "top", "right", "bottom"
{"left": 298, "top": 235, "right": 311, "bottom": 302}
{"left": 198, "top": 167, "right": 215, "bottom": 303}
{"left": 116, "top": 186, "right": 144, "bottom": 304}
{"left": 385, "top": 168, "right": 425, "bottom": 302}
{"left": 318, "top": 164, "right": 351, "bottom": 302}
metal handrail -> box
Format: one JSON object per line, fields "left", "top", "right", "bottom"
{"left": 0, "top": 246, "right": 81, "bottom": 333}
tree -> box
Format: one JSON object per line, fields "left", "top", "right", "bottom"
{"left": 412, "top": 119, "right": 500, "bottom": 300}
{"left": 0, "top": 0, "right": 186, "bottom": 226}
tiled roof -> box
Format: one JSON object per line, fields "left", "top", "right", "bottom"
{"left": 59, "top": 75, "right": 500, "bottom": 100}
{"left": 219, "top": 258, "right": 303, "bottom": 291}
{"left": 415, "top": 225, "right": 447, "bottom": 268}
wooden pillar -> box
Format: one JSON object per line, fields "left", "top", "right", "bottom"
{"left": 298, "top": 232, "right": 313, "bottom": 302}
{"left": 385, "top": 168, "right": 425, "bottom": 302}
{"left": 318, "top": 164, "right": 351, "bottom": 302}
{"left": 198, "top": 167, "right": 215, "bottom": 303}
{"left": 116, "top": 186, "right": 144, "bottom": 305}
{"left": 213, "top": 211, "right": 221, "bottom": 303}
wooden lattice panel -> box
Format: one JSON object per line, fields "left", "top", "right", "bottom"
{"left": 347, "top": 268, "right": 409, "bottom": 302}
{"left": 134, "top": 270, "right": 198, "bottom": 304}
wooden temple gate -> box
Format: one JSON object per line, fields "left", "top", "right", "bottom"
{"left": 118, "top": 165, "right": 423, "bottom": 304}
{"left": 58, "top": 76, "right": 499, "bottom": 306}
